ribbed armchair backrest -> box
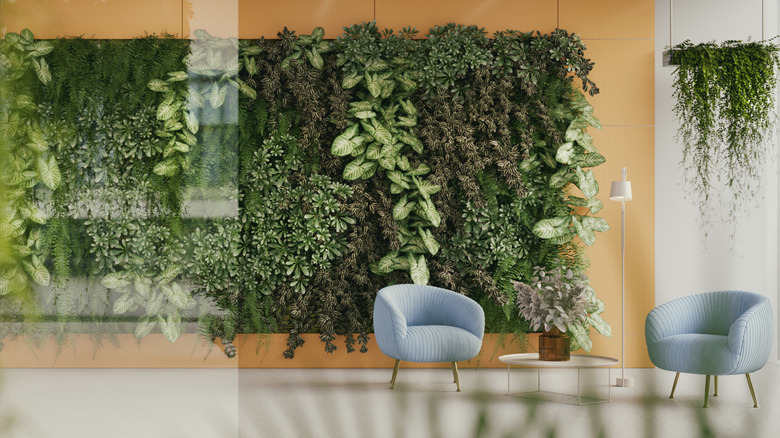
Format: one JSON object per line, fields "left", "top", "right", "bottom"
{"left": 376, "top": 284, "right": 485, "bottom": 339}
{"left": 660, "top": 291, "right": 767, "bottom": 336}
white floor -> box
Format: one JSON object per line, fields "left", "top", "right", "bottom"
{"left": 1, "top": 364, "right": 779, "bottom": 438}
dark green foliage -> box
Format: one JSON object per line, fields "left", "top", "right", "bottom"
{"left": 671, "top": 39, "right": 780, "bottom": 234}
{"left": 1, "top": 25, "right": 608, "bottom": 357}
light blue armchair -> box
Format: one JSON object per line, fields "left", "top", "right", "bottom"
{"left": 373, "top": 284, "right": 485, "bottom": 391}
{"left": 645, "top": 290, "right": 774, "bottom": 407}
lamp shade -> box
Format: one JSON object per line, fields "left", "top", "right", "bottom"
{"left": 610, "top": 167, "right": 632, "bottom": 202}
{"left": 610, "top": 181, "right": 632, "bottom": 202}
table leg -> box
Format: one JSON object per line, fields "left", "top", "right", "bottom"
{"left": 506, "top": 363, "right": 510, "bottom": 395}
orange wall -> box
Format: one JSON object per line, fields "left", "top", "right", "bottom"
{"left": 0, "top": 0, "right": 654, "bottom": 368}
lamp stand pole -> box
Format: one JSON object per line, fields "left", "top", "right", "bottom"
{"left": 616, "top": 199, "right": 633, "bottom": 387}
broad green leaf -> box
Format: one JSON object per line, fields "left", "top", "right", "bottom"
{"left": 565, "top": 125, "right": 582, "bottom": 143}
{"left": 588, "top": 314, "right": 612, "bottom": 337}
{"left": 159, "top": 265, "right": 181, "bottom": 283}
{"left": 244, "top": 55, "right": 259, "bottom": 76}
{"left": 20, "top": 29, "right": 34, "bottom": 43}
{"left": 567, "top": 323, "right": 592, "bottom": 352}
{"left": 28, "top": 207, "right": 47, "bottom": 224}
{"left": 549, "top": 234, "right": 576, "bottom": 244}
{"left": 145, "top": 292, "right": 163, "bottom": 315}
{"left": 582, "top": 216, "right": 610, "bottom": 232}
{"left": 148, "top": 79, "right": 169, "bottom": 92}
{"left": 237, "top": 79, "right": 257, "bottom": 99}
{"left": 372, "top": 252, "right": 397, "bottom": 274}
{"left": 135, "top": 319, "right": 156, "bottom": 339}
{"left": 572, "top": 151, "right": 606, "bottom": 168}
{"left": 390, "top": 183, "right": 404, "bottom": 194}
{"left": 415, "top": 179, "right": 441, "bottom": 197}
{"left": 555, "top": 142, "right": 575, "bottom": 163}
{"left": 573, "top": 216, "right": 596, "bottom": 246}
{"left": 184, "top": 111, "right": 199, "bottom": 134}
{"left": 365, "top": 72, "right": 382, "bottom": 98}
{"left": 306, "top": 47, "right": 324, "bottom": 69}
{"left": 575, "top": 167, "right": 599, "bottom": 199}
{"left": 156, "top": 102, "right": 176, "bottom": 121}
{"left": 409, "top": 163, "right": 431, "bottom": 176}
{"left": 29, "top": 262, "right": 50, "bottom": 286}
{"left": 349, "top": 101, "right": 374, "bottom": 112}
{"left": 549, "top": 168, "right": 576, "bottom": 188}
{"left": 352, "top": 111, "right": 376, "bottom": 119}
{"left": 165, "top": 283, "right": 190, "bottom": 309}
{"left": 399, "top": 99, "right": 417, "bottom": 116}
{"left": 366, "top": 143, "right": 383, "bottom": 160}
{"left": 380, "top": 80, "right": 396, "bottom": 99}
{"left": 343, "top": 157, "right": 367, "bottom": 180}
{"left": 331, "top": 130, "right": 360, "bottom": 156}
{"left": 397, "top": 115, "right": 417, "bottom": 127}
{"left": 37, "top": 156, "right": 61, "bottom": 190}
{"left": 386, "top": 170, "right": 410, "bottom": 189}
{"left": 135, "top": 277, "right": 151, "bottom": 299}
{"left": 420, "top": 199, "right": 441, "bottom": 227}
{"left": 360, "top": 161, "right": 378, "bottom": 179}
{"left": 342, "top": 72, "right": 362, "bottom": 89}
{"left": 102, "top": 272, "right": 131, "bottom": 289}
{"left": 361, "top": 119, "right": 392, "bottom": 146}
{"left": 29, "top": 41, "right": 54, "bottom": 57}
{"left": 113, "top": 294, "right": 134, "bottom": 314}
{"left": 153, "top": 159, "right": 179, "bottom": 177}
{"left": 167, "top": 71, "right": 188, "bottom": 82}
{"left": 34, "top": 57, "right": 51, "bottom": 84}
{"left": 378, "top": 155, "right": 396, "bottom": 171}
{"left": 396, "top": 74, "right": 416, "bottom": 92}
{"left": 532, "top": 217, "right": 570, "bottom": 239}
{"left": 27, "top": 131, "right": 48, "bottom": 152}
{"left": 396, "top": 155, "right": 410, "bottom": 171}
{"left": 159, "top": 314, "right": 181, "bottom": 343}
{"left": 584, "top": 113, "right": 602, "bottom": 130}
{"left": 393, "top": 195, "right": 415, "bottom": 221}
{"left": 409, "top": 254, "right": 429, "bottom": 285}
{"left": 398, "top": 131, "right": 423, "bottom": 154}
{"left": 419, "top": 228, "right": 440, "bottom": 255}
{"left": 311, "top": 27, "right": 325, "bottom": 40}
{"left": 209, "top": 84, "right": 227, "bottom": 108}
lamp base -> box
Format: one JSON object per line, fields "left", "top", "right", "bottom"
{"left": 616, "top": 377, "right": 634, "bottom": 387}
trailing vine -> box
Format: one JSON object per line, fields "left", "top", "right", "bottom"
{"left": 671, "top": 39, "right": 780, "bottom": 233}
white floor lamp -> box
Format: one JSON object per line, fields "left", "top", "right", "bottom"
{"left": 610, "top": 167, "right": 633, "bottom": 387}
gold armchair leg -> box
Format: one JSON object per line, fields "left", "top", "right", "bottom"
{"left": 669, "top": 372, "right": 680, "bottom": 399}
{"left": 703, "top": 375, "right": 710, "bottom": 408}
{"left": 714, "top": 375, "right": 718, "bottom": 396}
{"left": 389, "top": 359, "right": 400, "bottom": 389}
{"left": 746, "top": 373, "right": 758, "bottom": 408}
{"left": 451, "top": 362, "right": 461, "bottom": 392}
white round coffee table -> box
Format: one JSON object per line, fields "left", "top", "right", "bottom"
{"left": 498, "top": 353, "right": 620, "bottom": 405}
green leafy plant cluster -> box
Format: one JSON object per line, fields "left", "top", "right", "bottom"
{"left": 513, "top": 264, "right": 610, "bottom": 352}
{"left": 0, "top": 29, "right": 56, "bottom": 299}
{"left": 671, "top": 39, "right": 780, "bottom": 233}
{"left": 333, "top": 22, "right": 444, "bottom": 285}
{"left": 1, "top": 25, "right": 609, "bottom": 358}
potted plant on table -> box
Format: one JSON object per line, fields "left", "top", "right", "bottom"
{"left": 512, "top": 265, "right": 611, "bottom": 361}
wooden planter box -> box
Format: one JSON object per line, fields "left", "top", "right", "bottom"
{"left": 0, "top": 333, "right": 537, "bottom": 369}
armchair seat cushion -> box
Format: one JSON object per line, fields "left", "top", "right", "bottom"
{"left": 398, "top": 325, "right": 483, "bottom": 363}
{"left": 649, "top": 334, "right": 735, "bottom": 375}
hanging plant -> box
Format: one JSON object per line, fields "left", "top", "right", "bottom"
{"left": 670, "top": 40, "right": 780, "bottom": 233}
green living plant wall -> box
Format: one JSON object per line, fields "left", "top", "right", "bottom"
{"left": 0, "top": 24, "right": 609, "bottom": 359}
